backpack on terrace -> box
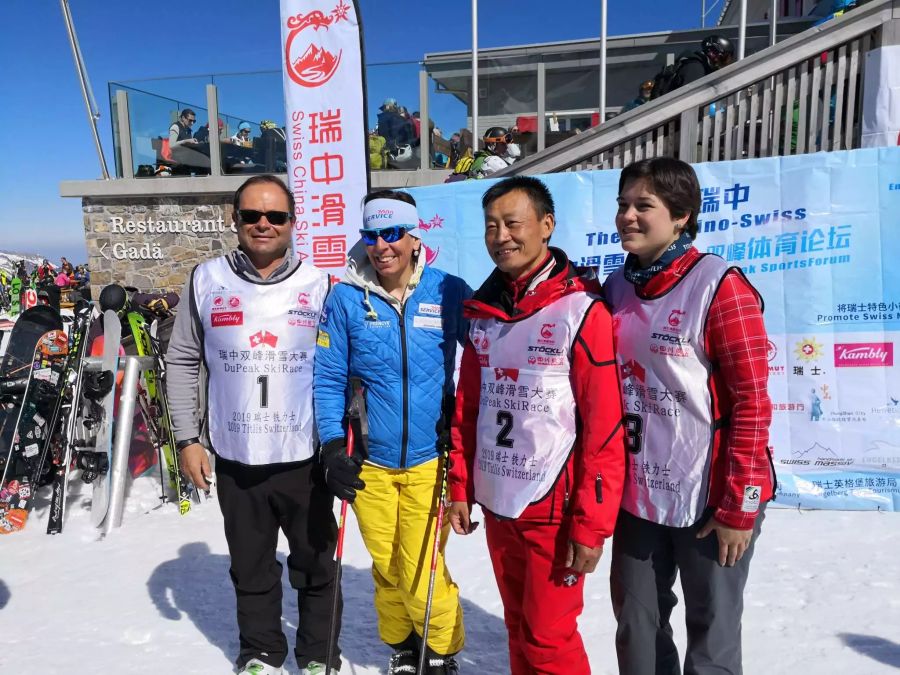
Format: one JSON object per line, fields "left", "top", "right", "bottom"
{"left": 650, "top": 52, "right": 705, "bottom": 100}
{"left": 445, "top": 151, "right": 488, "bottom": 182}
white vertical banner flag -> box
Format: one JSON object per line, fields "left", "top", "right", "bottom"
{"left": 280, "top": 0, "right": 369, "bottom": 274}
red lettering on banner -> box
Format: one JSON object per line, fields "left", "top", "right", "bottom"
{"left": 311, "top": 153, "right": 344, "bottom": 184}
{"left": 309, "top": 109, "right": 343, "bottom": 144}
{"left": 312, "top": 235, "right": 347, "bottom": 267}
{"left": 312, "top": 193, "right": 346, "bottom": 227}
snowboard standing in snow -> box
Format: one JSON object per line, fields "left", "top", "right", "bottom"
{"left": 88, "top": 309, "right": 121, "bottom": 528}
{"left": 0, "top": 329, "right": 69, "bottom": 533}
{"left": 0, "top": 306, "right": 63, "bottom": 451}
{"left": 46, "top": 301, "right": 94, "bottom": 534}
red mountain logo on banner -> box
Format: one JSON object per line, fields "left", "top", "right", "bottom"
{"left": 250, "top": 330, "right": 279, "bottom": 348}
{"left": 292, "top": 45, "right": 339, "bottom": 83}
{"left": 494, "top": 367, "right": 519, "bottom": 382}
{"left": 284, "top": 1, "right": 350, "bottom": 88}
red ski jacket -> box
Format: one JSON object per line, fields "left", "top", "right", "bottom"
{"left": 448, "top": 249, "right": 626, "bottom": 549}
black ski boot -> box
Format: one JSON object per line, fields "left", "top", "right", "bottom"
{"left": 387, "top": 634, "right": 419, "bottom": 675}
{"left": 424, "top": 650, "right": 460, "bottom": 675}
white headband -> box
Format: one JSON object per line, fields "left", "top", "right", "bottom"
{"left": 362, "top": 198, "right": 421, "bottom": 238}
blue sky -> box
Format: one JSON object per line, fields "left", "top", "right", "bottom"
{"left": 0, "top": 0, "right": 719, "bottom": 265}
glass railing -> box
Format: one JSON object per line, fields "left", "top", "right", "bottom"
{"left": 366, "top": 61, "right": 428, "bottom": 171}
{"left": 109, "top": 75, "right": 288, "bottom": 178}
{"left": 109, "top": 82, "right": 210, "bottom": 177}
{"left": 109, "top": 57, "right": 579, "bottom": 179}
{"left": 210, "top": 71, "right": 286, "bottom": 175}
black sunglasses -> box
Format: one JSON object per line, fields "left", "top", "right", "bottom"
{"left": 238, "top": 209, "right": 292, "bottom": 225}
{"left": 359, "top": 226, "right": 410, "bottom": 245}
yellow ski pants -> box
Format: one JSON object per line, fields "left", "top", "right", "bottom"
{"left": 351, "top": 458, "right": 465, "bottom": 655}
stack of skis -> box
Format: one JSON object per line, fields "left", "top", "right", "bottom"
{"left": 0, "top": 285, "right": 196, "bottom": 535}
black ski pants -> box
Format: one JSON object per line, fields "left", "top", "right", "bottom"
{"left": 610, "top": 507, "right": 765, "bottom": 675}
{"left": 216, "top": 455, "right": 341, "bottom": 671}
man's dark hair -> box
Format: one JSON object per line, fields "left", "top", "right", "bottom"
{"left": 362, "top": 189, "right": 416, "bottom": 207}
{"left": 232, "top": 175, "right": 296, "bottom": 220}
{"left": 481, "top": 176, "right": 555, "bottom": 219}
{"left": 618, "top": 157, "right": 700, "bottom": 239}
{"left": 180, "top": 108, "right": 196, "bottom": 119}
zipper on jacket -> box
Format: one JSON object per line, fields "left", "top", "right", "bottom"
{"left": 397, "top": 305, "right": 410, "bottom": 468}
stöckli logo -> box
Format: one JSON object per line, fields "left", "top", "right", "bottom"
{"left": 284, "top": 1, "right": 351, "bottom": 88}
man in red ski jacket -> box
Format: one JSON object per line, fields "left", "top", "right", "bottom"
{"left": 448, "top": 176, "right": 626, "bottom": 674}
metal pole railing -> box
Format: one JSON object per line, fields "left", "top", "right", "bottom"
{"left": 600, "top": 0, "right": 608, "bottom": 124}
{"left": 471, "top": 0, "right": 479, "bottom": 145}
{"left": 738, "top": 0, "right": 748, "bottom": 60}
{"left": 770, "top": 0, "right": 778, "bottom": 47}
{"left": 60, "top": 0, "right": 110, "bottom": 179}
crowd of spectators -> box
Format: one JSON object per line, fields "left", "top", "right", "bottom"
{"left": 0, "top": 257, "right": 91, "bottom": 315}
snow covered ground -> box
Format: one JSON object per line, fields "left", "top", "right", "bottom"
{"left": 3, "top": 471, "right": 900, "bottom": 674}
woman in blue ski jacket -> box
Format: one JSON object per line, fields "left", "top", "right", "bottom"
{"left": 313, "top": 189, "right": 470, "bottom": 674}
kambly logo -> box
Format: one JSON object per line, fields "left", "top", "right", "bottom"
{"left": 834, "top": 343, "right": 893, "bottom": 367}
{"left": 211, "top": 312, "right": 243, "bottom": 327}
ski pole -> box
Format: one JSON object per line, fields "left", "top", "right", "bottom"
{"left": 324, "top": 419, "right": 351, "bottom": 674}
{"left": 417, "top": 409, "right": 453, "bottom": 675}
{"left": 326, "top": 377, "right": 366, "bottom": 674}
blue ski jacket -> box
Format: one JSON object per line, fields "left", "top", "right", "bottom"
{"left": 313, "top": 243, "right": 470, "bottom": 469}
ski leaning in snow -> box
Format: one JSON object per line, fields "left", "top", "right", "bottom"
{"left": 0, "top": 329, "right": 69, "bottom": 533}
{"left": 46, "top": 301, "right": 94, "bottom": 534}
{"left": 125, "top": 298, "right": 196, "bottom": 514}
{"left": 89, "top": 309, "right": 121, "bottom": 528}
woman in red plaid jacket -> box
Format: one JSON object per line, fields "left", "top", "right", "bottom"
{"left": 604, "top": 157, "right": 776, "bottom": 675}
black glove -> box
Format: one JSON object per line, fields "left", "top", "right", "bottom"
{"left": 436, "top": 394, "right": 455, "bottom": 456}
{"left": 320, "top": 438, "right": 365, "bottom": 502}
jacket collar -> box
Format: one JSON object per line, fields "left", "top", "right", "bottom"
{"left": 466, "top": 247, "right": 600, "bottom": 321}
{"left": 229, "top": 247, "right": 297, "bottom": 283}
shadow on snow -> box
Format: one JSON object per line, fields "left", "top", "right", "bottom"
{"left": 146, "top": 541, "right": 509, "bottom": 672}
{"left": 839, "top": 632, "right": 900, "bottom": 668}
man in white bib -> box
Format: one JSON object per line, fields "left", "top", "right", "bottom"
{"left": 167, "top": 175, "right": 339, "bottom": 675}
{"left": 447, "top": 176, "right": 626, "bottom": 674}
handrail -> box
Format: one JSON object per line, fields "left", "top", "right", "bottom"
{"left": 504, "top": 0, "right": 894, "bottom": 175}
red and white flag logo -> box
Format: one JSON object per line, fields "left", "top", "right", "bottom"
{"left": 494, "top": 367, "right": 519, "bottom": 382}
{"left": 250, "top": 330, "right": 279, "bottom": 348}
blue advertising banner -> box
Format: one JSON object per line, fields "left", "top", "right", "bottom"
{"left": 406, "top": 147, "right": 900, "bottom": 511}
